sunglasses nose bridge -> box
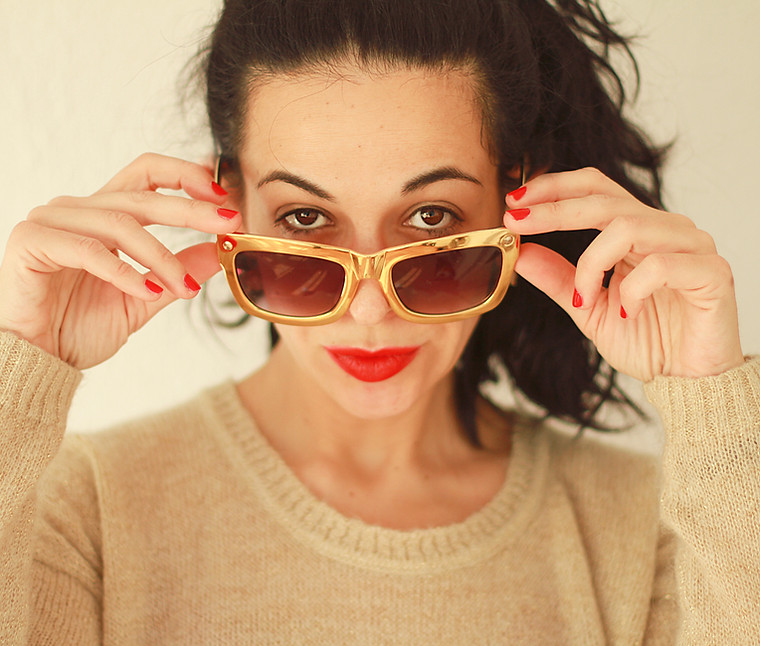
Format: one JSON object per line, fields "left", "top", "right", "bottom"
{"left": 352, "top": 251, "right": 384, "bottom": 280}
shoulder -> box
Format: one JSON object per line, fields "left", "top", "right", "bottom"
{"left": 547, "top": 428, "right": 661, "bottom": 503}
{"left": 534, "top": 425, "right": 665, "bottom": 619}
{"left": 49, "top": 381, "right": 244, "bottom": 497}
{"left": 536, "top": 423, "right": 663, "bottom": 569}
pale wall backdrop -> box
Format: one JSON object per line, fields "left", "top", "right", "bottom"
{"left": 2, "top": 1, "right": 758, "bottom": 444}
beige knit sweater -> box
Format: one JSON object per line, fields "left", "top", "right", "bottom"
{"left": 1, "top": 330, "right": 759, "bottom": 645}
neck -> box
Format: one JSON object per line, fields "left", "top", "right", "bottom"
{"left": 237, "top": 342, "right": 470, "bottom": 476}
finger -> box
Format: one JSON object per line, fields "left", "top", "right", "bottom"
{"left": 504, "top": 188, "right": 695, "bottom": 236}
{"left": 618, "top": 252, "right": 736, "bottom": 319}
{"left": 139, "top": 242, "right": 221, "bottom": 320}
{"left": 95, "top": 153, "right": 229, "bottom": 204}
{"left": 8, "top": 221, "right": 184, "bottom": 302}
{"left": 45, "top": 192, "right": 240, "bottom": 233}
{"left": 514, "top": 241, "right": 579, "bottom": 314}
{"left": 505, "top": 167, "right": 632, "bottom": 209}
{"left": 573, "top": 216, "right": 717, "bottom": 309}
{"left": 28, "top": 206, "right": 205, "bottom": 297}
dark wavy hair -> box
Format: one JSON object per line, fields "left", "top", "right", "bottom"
{"left": 194, "top": 0, "right": 667, "bottom": 445}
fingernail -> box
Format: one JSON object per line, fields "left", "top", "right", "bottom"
{"left": 507, "top": 185, "right": 527, "bottom": 201}
{"left": 211, "top": 181, "right": 228, "bottom": 197}
{"left": 508, "top": 208, "right": 530, "bottom": 221}
{"left": 184, "top": 274, "right": 201, "bottom": 292}
{"left": 217, "top": 208, "right": 239, "bottom": 220}
{"left": 145, "top": 279, "right": 163, "bottom": 295}
{"left": 620, "top": 305, "right": 627, "bottom": 319}
{"left": 572, "top": 289, "right": 583, "bottom": 308}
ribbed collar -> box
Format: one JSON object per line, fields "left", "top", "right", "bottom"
{"left": 204, "top": 381, "right": 549, "bottom": 574}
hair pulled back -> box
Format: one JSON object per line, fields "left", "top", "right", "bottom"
{"left": 199, "top": 0, "right": 666, "bottom": 443}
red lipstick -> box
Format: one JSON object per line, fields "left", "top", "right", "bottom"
{"left": 325, "top": 346, "right": 420, "bottom": 382}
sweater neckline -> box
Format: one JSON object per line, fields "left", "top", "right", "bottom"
{"left": 206, "top": 381, "right": 549, "bottom": 574}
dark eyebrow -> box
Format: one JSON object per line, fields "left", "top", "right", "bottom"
{"left": 257, "top": 171, "right": 335, "bottom": 201}
{"left": 401, "top": 166, "right": 482, "bottom": 196}
{"left": 257, "top": 165, "right": 482, "bottom": 201}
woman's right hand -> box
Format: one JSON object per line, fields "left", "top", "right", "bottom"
{"left": 0, "top": 153, "right": 240, "bottom": 369}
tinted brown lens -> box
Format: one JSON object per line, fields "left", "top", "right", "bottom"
{"left": 235, "top": 251, "right": 345, "bottom": 317}
{"left": 391, "top": 247, "right": 502, "bottom": 314}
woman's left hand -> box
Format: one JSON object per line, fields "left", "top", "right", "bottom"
{"left": 504, "top": 167, "right": 745, "bottom": 381}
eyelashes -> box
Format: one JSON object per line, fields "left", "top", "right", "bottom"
{"left": 274, "top": 204, "right": 463, "bottom": 237}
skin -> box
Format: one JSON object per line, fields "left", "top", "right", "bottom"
{"left": 231, "top": 68, "right": 510, "bottom": 528}
{"left": 0, "top": 63, "right": 745, "bottom": 529}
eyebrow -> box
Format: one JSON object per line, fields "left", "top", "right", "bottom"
{"left": 257, "top": 171, "right": 335, "bottom": 201}
{"left": 256, "top": 165, "right": 482, "bottom": 200}
{"left": 400, "top": 167, "right": 483, "bottom": 196}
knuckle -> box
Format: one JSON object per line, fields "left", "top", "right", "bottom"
{"left": 607, "top": 211, "right": 639, "bottom": 235}
{"left": 76, "top": 236, "right": 107, "bottom": 259}
{"left": 134, "top": 152, "right": 159, "bottom": 167}
{"left": 153, "top": 242, "right": 178, "bottom": 266}
{"left": 669, "top": 212, "right": 696, "bottom": 228}
{"left": 26, "top": 205, "right": 49, "bottom": 222}
{"left": 546, "top": 200, "right": 563, "bottom": 217}
{"left": 580, "top": 167, "right": 607, "bottom": 186}
{"left": 186, "top": 198, "right": 206, "bottom": 213}
{"left": 574, "top": 248, "right": 595, "bottom": 273}
{"left": 618, "top": 276, "right": 635, "bottom": 301}
{"left": 8, "top": 220, "right": 38, "bottom": 244}
{"left": 112, "top": 259, "right": 136, "bottom": 281}
{"left": 711, "top": 255, "right": 734, "bottom": 285}
{"left": 126, "top": 190, "right": 154, "bottom": 205}
{"left": 103, "top": 209, "right": 138, "bottom": 231}
{"left": 694, "top": 228, "right": 718, "bottom": 253}
{"left": 640, "top": 253, "right": 666, "bottom": 276}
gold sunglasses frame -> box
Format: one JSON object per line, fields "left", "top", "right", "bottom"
{"left": 214, "top": 156, "right": 521, "bottom": 325}
{"left": 217, "top": 228, "right": 519, "bottom": 325}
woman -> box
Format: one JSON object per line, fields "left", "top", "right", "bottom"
{"left": 1, "top": 0, "right": 757, "bottom": 643}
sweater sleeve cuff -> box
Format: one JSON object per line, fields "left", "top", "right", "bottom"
{"left": 0, "top": 330, "right": 82, "bottom": 425}
{"left": 643, "top": 356, "right": 760, "bottom": 441}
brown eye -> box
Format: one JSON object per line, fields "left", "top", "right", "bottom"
{"left": 407, "top": 206, "right": 458, "bottom": 230}
{"left": 282, "top": 209, "right": 328, "bottom": 230}
{"left": 420, "top": 208, "right": 444, "bottom": 225}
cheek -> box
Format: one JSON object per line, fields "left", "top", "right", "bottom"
{"left": 422, "top": 318, "right": 479, "bottom": 371}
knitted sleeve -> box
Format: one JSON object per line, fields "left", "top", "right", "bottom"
{"left": 0, "top": 331, "right": 100, "bottom": 645}
{"left": 644, "top": 357, "right": 760, "bottom": 645}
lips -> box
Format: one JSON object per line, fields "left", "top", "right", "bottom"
{"left": 325, "top": 346, "right": 420, "bottom": 382}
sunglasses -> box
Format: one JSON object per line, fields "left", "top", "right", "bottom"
{"left": 214, "top": 157, "right": 520, "bottom": 325}
{"left": 217, "top": 227, "right": 518, "bottom": 325}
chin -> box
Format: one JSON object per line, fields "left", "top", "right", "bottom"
{"left": 326, "top": 373, "right": 437, "bottom": 421}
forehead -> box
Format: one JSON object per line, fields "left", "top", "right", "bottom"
{"left": 239, "top": 65, "right": 495, "bottom": 180}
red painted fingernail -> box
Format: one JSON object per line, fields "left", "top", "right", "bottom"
{"left": 211, "top": 181, "right": 228, "bottom": 197}
{"left": 145, "top": 279, "right": 163, "bottom": 295}
{"left": 509, "top": 208, "right": 531, "bottom": 221}
{"left": 184, "top": 274, "right": 201, "bottom": 292}
{"left": 620, "top": 305, "right": 627, "bottom": 319}
{"left": 507, "top": 185, "right": 527, "bottom": 201}
{"left": 217, "top": 208, "right": 239, "bottom": 220}
{"left": 572, "top": 289, "right": 583, "bottom": 308}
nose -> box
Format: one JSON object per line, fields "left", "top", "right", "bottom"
{"left": 347, "top": 278, "right": 393, "bottom": 325}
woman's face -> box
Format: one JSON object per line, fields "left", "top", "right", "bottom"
{"left": 236, "top": 64, "right": 504, "bottom": 420}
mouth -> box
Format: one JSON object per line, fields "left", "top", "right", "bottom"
{"left": 325, "top": 346, "right": 421, "bottom": 382}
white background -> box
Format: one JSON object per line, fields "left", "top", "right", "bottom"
{"left": 1, "top": 1, "right": 758, "bottom": 444}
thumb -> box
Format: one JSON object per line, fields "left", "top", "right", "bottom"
{"left": 137, "top": 241, "right": 221, "bottom": 322}
{"left": 515, "top": 242, "right": 579, "bottom": 316}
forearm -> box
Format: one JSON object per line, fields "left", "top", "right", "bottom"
{"left": 645, "top": 357, "right": 760, "bottom": 645}
{"left": 0, "top": 331, "right": 81, "bottom": 643}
